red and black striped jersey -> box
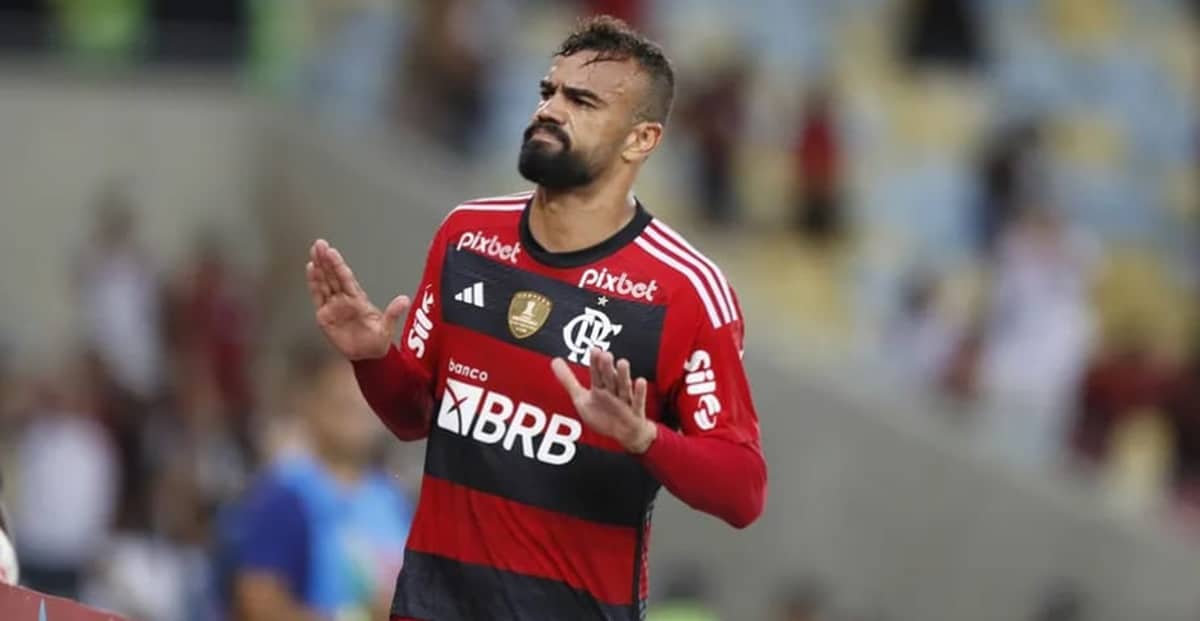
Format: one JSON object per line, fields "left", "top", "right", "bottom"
{"left": 356, "top": 192, "right": 764, "bottom": 621}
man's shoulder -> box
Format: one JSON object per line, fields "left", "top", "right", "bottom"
{"left": 628, "top": 217, "right": 740, "bottom": 330}
{"left": 432, "top": 190, "right": 531, "bottom": 254}
{"left": 440, "top": 190, "right": 532, "bottom": 229}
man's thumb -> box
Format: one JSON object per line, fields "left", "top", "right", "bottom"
{"left": 383, "top": 294, "right": 411, "bottom": 327}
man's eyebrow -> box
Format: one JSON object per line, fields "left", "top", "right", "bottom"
{"left": 540, "top": 79, "right": 604, "bottom": 105}
{"left": 563, "top": 85, "right": 603, "bottom": 105}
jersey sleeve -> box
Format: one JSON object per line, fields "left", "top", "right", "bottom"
{"left": 352, "top": 223, "right": 448, "bottom": 440}
{"left": 670, "top": 298, "right": 759, "bottom": 444}
{"left": 639, "top": 289, "right": 767, "bottom": 528}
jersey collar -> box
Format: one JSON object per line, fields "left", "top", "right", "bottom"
{"left": 519, "top": 196, "right": 653, "bottom": 269}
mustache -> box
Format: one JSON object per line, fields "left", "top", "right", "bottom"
{"left": 523, "top": 121, "right": 570, "bottom": 147}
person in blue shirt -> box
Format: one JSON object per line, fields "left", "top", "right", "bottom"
{"left": 227, "top": 341, "right": 413, "bottom": 621}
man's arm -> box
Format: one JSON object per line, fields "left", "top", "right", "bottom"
{"left": 639, "top": 308, "right": 766, "bottom": 529}
{"left": 308, "top": 226, "right": 447, "bottom": 440}
{"left": 551, "top": 303, "right": 767, "bottom": 529}
{"left": 351, "top": 342, "right": 436, "bottom": 440}
{"left": 638, "top": 419, "right": 766, "bottom": 529}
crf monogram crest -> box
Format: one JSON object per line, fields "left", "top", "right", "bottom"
{"left": 562, "top": 307, "right": 622, "bottom": 365}
{"left": 508, "top": 291, "right": 552, "bottom": 339}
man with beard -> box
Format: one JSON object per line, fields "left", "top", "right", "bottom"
{"left": 306, "top": 16, "right": 767, "bottom": 621}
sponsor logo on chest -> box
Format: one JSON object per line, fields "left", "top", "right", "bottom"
{"left": 437, "top": 378, "right": 582, "bottom": 466}
{"left": 457, "top": 231, "right": 520, "bottom": 264}
{"left": 578, "top": 267, "right": 658, "bottom": 302}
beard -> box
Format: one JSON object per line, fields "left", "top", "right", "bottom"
{"left": 518, "top": 121, "right": 596, "bottom": 190}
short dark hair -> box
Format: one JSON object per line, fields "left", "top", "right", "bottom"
{"left": 554, "top": 15, "right": 675, "bottom": 125}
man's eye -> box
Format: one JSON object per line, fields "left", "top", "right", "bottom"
{"left": 540, "top": 89, "right": 553, "bottom": 100}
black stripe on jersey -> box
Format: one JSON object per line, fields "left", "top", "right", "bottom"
{"left": 425, "top": 414, "right": 659, "bottom": 528}
{"left": 392, "top": 550, "right": 637, "bottom": 621}
{"left": 440, "top": 248, "right": 665, "bottom": 383}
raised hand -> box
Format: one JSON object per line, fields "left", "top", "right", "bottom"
{"left": 551, "top": 349, "right": 656, "bottom": 454}
{"left": 306, "top": 239, "right": 409, "bottom": 360}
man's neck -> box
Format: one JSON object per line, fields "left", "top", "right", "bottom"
{"left": 528, "top": 182, "right": 636, "bottom": 254}
{"left": 316, "top": 450, "right": 366, "bottom": 488}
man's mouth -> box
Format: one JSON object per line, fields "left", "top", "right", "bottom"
{"left": 525, "top": 123, "right": 569, "bottom": 147}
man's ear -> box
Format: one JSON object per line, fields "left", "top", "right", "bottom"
{"left": 622, "top": 121, "right": 664, "bottom": 163}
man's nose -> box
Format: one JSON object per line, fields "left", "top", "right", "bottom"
{"left": 534, "top": 95, "right": 567, "bottom": 126}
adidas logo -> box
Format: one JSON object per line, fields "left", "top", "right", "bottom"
{"left": 454, "top": 282, "right": 485, "bottom": 308}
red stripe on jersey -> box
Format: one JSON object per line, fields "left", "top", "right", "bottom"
{"left": 406, "top": 475, "right": 640, "bottom": 606}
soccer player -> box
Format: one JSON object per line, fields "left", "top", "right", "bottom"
{"left": 306, "top": 15, "right": 767, "bottom": 621}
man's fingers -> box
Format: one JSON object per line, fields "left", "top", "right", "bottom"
{"left": 311, "top": 240, "right": 336, "bottom": 298}
{"left": 383, "top": 294, "right": 411, "bottom": 327}
{"left": 309, "top": 243, "right": 335, "bottom": 299}
{"left": 314, "top": 239, "right": 344, "bottom": 295}
{"left": 632, "top": 377, "right": 648, "bottom": 416}
{"left": 615, "top": 359, "right": 633, "bottom": 403}
{"left": 305, "top": 261, "right": 326, "bottom": 308}
{"left": 588, "top": 348, "right": 607, "bottom": 391}
{"left": 552, "top": 358, "right": 587, "bottom": 401}
{"left": 328, "top": 247, "right": 364, "bottom": 298}
{"left": 598, "top": 350, "right": 620, "bottom": 393}
{"left": 600, "top": 354, "right": 619, "bottom": 395}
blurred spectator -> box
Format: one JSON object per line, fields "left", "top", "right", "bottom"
{"left": 74, "top": 181, "right": 166, "bottom": 403}
{"left": 82, "top": 455, "right": 219, "bottom": 621}
{"left": 12, "top": 355, "right": 119, "bottom": 601}
{"left": 162, "top": 350, "right": 250, "bottom": 516}
{"left": 397, "top": 0, "right": 497, "bottom": 156}
{"left": 166, "top": 235, "right": 256, "bottom": 461}
{"left": 224, "top": 341, "right": 412, "bottom": 621}
{"left": 793, "top": 83, "right": 845, "bottom": 243}
{"left": 646, "top": 562, "right": 719, "bottom": 621}
{"left": 679, "top": 52, "right": 751, "bottom": 226}
{"left": 897, "top": 0, "right": 985, "bottom": 73}
{"left": 1070, "top": 326, "right": 1173, "bottom": 470}
{"left": 886, "top": 269, "right": 960, "bottom": 391}
{"left": 975, "top": 122, "right": 1046, "bottom": 256}
{"left": 978, "top": 207, "right": 1099, "bottom": 470}
{"left": 940, "top": 317, "right": 987, "bottom": 407}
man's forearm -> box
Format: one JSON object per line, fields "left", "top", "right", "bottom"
{"left": 352, "top": 345, "right": 434, "bottom": 440}
{"left": 638, "top": 425, "right": 767, "bottom": 528}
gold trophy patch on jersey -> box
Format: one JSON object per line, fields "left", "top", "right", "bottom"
{"left": 508, "top": 291, "right": 552, "bottom": 339}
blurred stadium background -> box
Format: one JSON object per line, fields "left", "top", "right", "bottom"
{"left": 2, "top": 0, "right": 1200, "bottom": 620}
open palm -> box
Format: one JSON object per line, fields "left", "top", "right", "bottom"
{"left": 306, "top": 239, "right": 409, "bottom": 361}
{"left": 551, "top": 349, "right": 656, "bottom": 454}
